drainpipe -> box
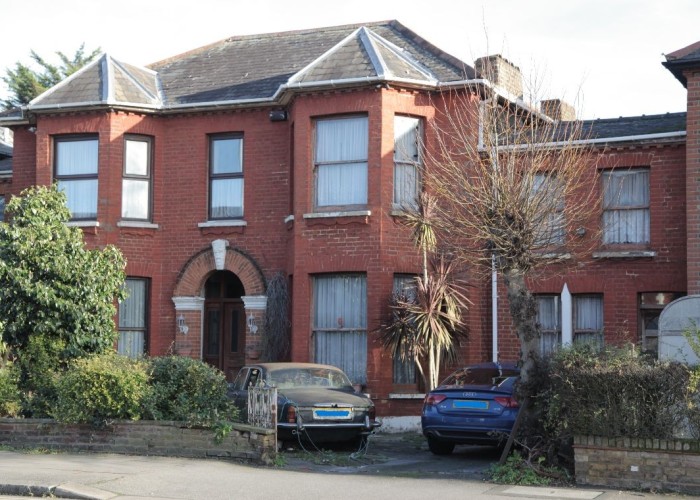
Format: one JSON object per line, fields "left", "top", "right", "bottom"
{"left": 492, "top": 254, "right": 498, "bottom": 362}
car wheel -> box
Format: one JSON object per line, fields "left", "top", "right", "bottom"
{"left": 427, "top": 436, "right": 455, "bottom": 455}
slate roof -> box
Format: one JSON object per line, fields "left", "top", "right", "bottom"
{"left": 16, "top": 20, "right": 471, "bottom": 115}
{"left": 663, "top": 40, "right": 700, "bottom": 87}
{"left": 583, "top": 112, "right": 687, "bottom": 140}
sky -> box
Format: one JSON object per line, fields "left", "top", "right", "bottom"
{"left": 0, "top": 0, "right": 698, "bottom": 120}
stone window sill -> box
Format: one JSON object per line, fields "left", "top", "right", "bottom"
{"left": 117, "top": 221, "right": 159, "bottom": 229}
{"left": 388, "top": 393, "right": 426, "bottom": 400}
{"left": 67, "top": 221, "right": 99, "bottom": 228}
{"left": 303, "top": 210, "right": 371, "bottom": 219}
{"left": 198, "top": 220, "right": 248, "bottom": 228}
{"left": 592, "top": 250, "right": 656, "bottom": 259}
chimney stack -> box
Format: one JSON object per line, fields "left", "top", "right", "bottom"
{"left": 475, "top": 54, "right": 523, "bottom": 101}
{"left": 540, "top": 99, "right": 576, "bottom": 121}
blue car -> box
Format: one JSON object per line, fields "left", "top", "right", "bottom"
{"left": 421, "top": 362, "right": 520, "bottom": 455}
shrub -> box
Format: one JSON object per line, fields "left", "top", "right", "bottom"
{"left": 16, "top": 335, "right": 66, "bottom": 417}
{"left": 543, "top": 344, "right": 690, "bottom": 440}
{"left": 0, "top": 365, "right": 21, "bottom": 417}
{"left": 53, "top": 354, "right": 150, "bottom": 426}
{"left": 144, "top": 356, "right": 238, "bottom": 427}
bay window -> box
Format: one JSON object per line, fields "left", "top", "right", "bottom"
{"left": 118, "top": 278, "right": 149, "bottom": 358}
{"left": 393, "top": 116, "right": 422, "bottom": 210}
{"left": 54, "top": 135, "right": 98, "bottom": 220}
{"left": 122, "top": 135, "right": 152, "bottom": 220}
{"left": 314, "top": 116, "right": 368, "bottom": 210}
{"left": 313, "top": 274, "right": 367, "bottom": 384}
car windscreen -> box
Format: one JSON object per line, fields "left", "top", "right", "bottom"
{"left": 441, "top": 367, "right": 519, "bottom": 388}
{"left": 266, "top": 367, "right": 353, "bottom": 389}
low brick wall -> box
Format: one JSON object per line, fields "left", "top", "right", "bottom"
{"left": 0, "top": 418, "right": 276, "bottom": 465}
{"left": 574, "top": 435, "right": 700, "bottom": 494}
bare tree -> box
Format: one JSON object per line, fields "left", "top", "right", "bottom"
{"left": 423, "top": 60, "right": 601, "bottom": 389}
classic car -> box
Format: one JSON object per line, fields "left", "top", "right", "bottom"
{"left": 228, "top": 362, "right": 381, "bottom": 445}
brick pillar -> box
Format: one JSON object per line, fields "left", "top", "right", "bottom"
{"left": 242, "top": 295, "right": 267, "bottom": 362}
{"left": 172, "top": 296, "right": 205, "bottom": 359}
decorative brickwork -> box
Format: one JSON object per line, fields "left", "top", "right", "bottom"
{"left": 574, "top": 435, "right": 700, "bottom": 494}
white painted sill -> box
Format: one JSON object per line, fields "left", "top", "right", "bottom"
{"left": 198, "top": 220, "right": 248, "bottom": 228}
{"left": 117, "top": 221, "right": 159, "bottom": 229}
{"left": 303, "top": 210, "right": 371, "bottom": 219}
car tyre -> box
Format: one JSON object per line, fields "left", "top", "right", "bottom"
{"left": 427, "top": 436, "right": 455, "bottom": 455}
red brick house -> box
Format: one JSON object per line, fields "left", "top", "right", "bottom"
{"left": 0, "top": 21, "right": 694, "bottom": 415}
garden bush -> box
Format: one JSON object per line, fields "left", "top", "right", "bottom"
{"left": 16, "top": 335, "right": 66, "bottom": 417}
{"left": 0, "top": 365, "right": 21, "bottom": 417}
{"left": 53, "top": 354, "right": 150, "bottom": 426}
{"left": 144, "top": 356, "right": 238, "bottom": 427}
{"left": 542, "top": 344, "right": 691, "bottom": 440}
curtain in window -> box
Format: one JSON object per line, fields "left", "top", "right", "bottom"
{"left": 394, "top": 116, "right": 420, "bottom": 209}
{"left": 315, "top": 117, "right": 368, "bottom": 207}
{"left": 574, "top": 295, "right": 603, "bottom": 347}
{"left": 392, "top": 275, "right": 417, "bottom": 384}
{"left": 537, "top": 295, "right": 561, "bottom": 356}
{"left": 313, "top": 275, "right": 367, "bottom": 384}
{"left": 532, "top": 173, "right": 565, "bottom": 246}
{"left": 58, "top": 179, "right": 98, "bottom": 219}
{"left": 603, "top": 170, "right": 650, "bottom": 244}
{"left": 211, "top": 178, "right": 244, "bottom": 218}
{"left": 56, "top": 140, "right": 98, "bottom": 176}
{"left": 122, "top": 179, "right": 149, "bottom": 219}
{"left": 118, "top": 279, "right": 147, "bottom": 359}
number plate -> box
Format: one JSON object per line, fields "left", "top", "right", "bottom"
{"left": 313, "top": 408, "right": 353, "bottom": 420}
{"left": 454, "top": 400, "right": 488, "bottom": 410}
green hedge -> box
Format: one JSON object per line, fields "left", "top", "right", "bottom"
{"left": 53, "top": 354, "right": 150, "bottom": 425}
{"left": 542, "top": 345, "right": 692, "bottom": 440}
{"left": 143, "top": 356, "right": 238, "bottom": 427}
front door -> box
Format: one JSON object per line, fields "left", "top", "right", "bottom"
{"left": 203, "top": 271, "right": 246, "bottom": 380}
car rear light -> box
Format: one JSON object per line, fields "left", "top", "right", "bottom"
{"left": 424, "top": 394, "right": 447, "bottom": 405}
{"left": 494, "top": 396, "right": 519, "bottom": 408}
{"left": 368, "top": 405, "right": 376, "bottom": 421}
{"left": 287, "top": 405, "right": 297, "bottom": 423}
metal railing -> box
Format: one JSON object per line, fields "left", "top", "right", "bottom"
{"left": 247, "top": 382, "right": 277, "bottom": 431}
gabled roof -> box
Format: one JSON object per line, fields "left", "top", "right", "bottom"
{"left": 663, "top": 40, "right": 700, "bottom": 87}
{"left": 4, "top": 20, "right": 472, "bottom": 121}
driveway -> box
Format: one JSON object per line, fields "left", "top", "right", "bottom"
{"left": 277, "top": 431, "right": 500, "bottom": 479}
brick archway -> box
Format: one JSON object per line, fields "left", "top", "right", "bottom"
{"left": 174, "top": 244, "right": 266, "bottom": 297}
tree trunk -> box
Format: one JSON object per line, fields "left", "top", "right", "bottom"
{"left": 502, "top": 269, "right": 540, "bottom": 388}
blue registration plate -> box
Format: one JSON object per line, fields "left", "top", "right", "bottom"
{"left": 313, "top": 409, "right": 352, "bottom": 419}
{"left": 454, "top": 400, "right": 488, "bottom": 410}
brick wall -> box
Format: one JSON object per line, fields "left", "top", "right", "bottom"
{"left": 574, "top": 435, "right": 700, "bottom": 494}
{"left": 685, "top": 69, "right": 700, "bottom": 294}
{"left": 0, "top": 418, "right": 276, "bottom": 465}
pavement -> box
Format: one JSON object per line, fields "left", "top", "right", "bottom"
{"left": 0, "top": 432, "right": 691, "bottom": 499}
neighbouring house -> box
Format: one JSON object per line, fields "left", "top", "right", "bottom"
{"left": 0, "top": 20, "right": 694, "bottom": 416}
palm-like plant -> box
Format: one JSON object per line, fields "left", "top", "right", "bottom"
{"left": 381, "top": 194, "right": 469, "bottom": 390}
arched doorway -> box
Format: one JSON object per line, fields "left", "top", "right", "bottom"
{"left": 203, "top": 270, "right": 246, "bottom": 380}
